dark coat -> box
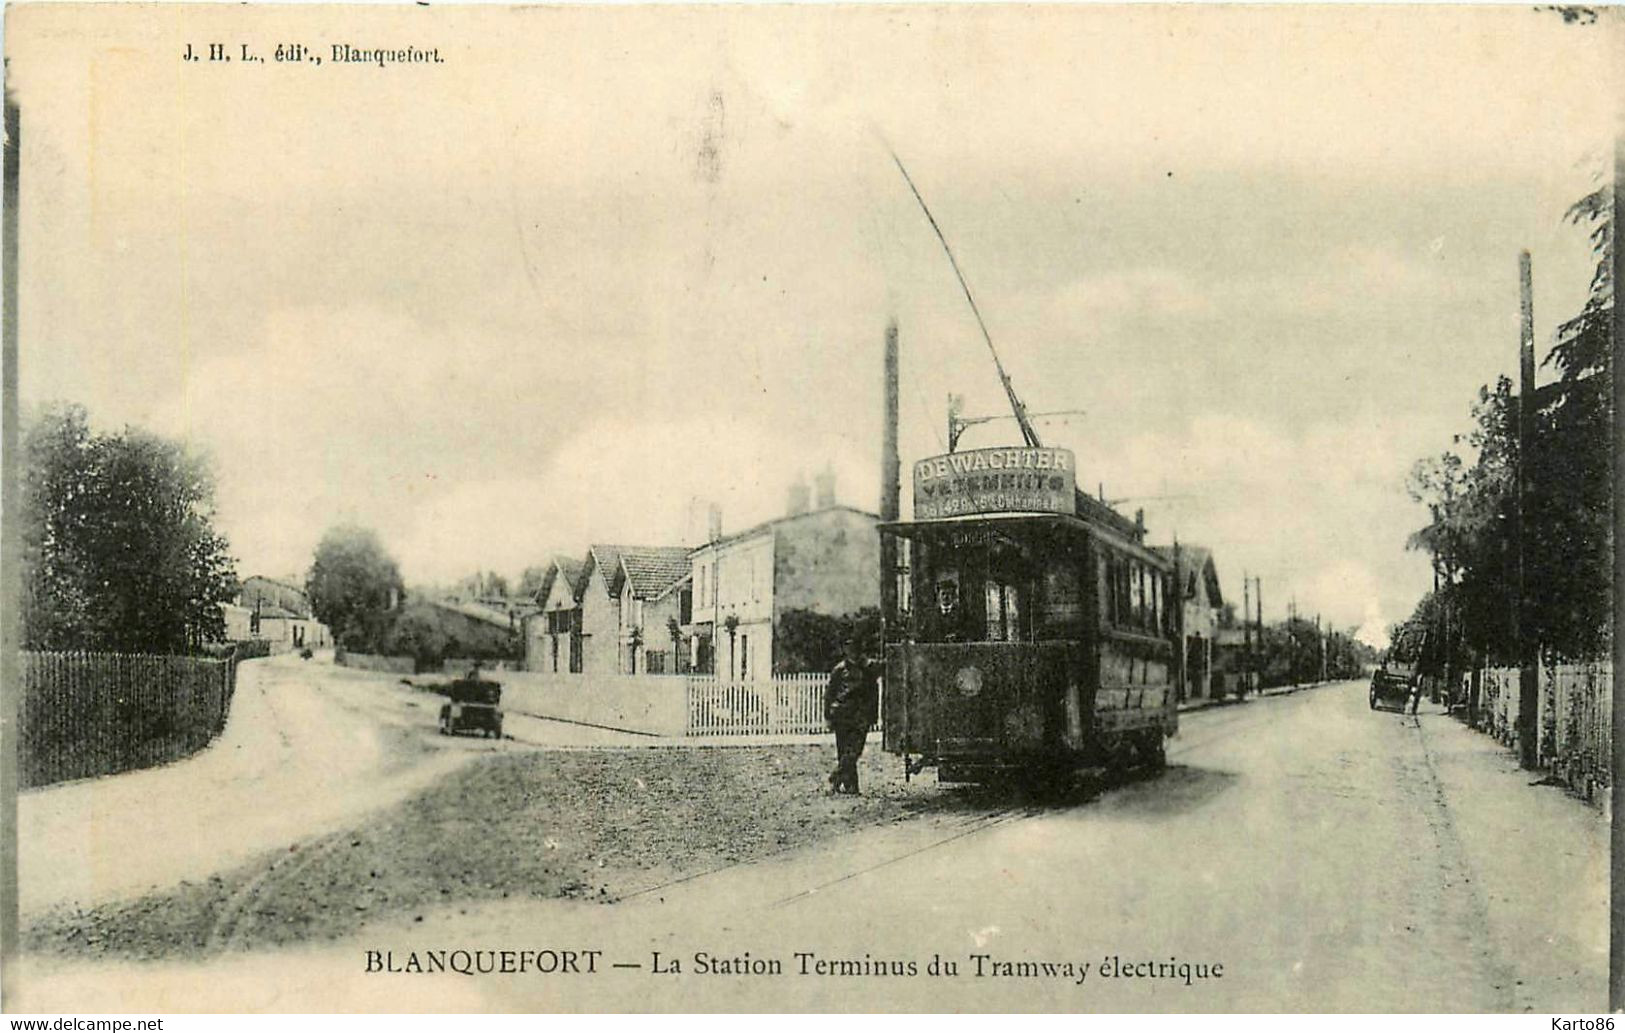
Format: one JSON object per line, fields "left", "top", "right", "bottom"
{"left": 825, "top": 658, "right": 879, "bottom": 729}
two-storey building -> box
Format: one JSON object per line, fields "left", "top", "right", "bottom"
{"left": 524, "top": 555, "right": 586, "bottom": 674}
{"left": 579, "top": 544, "right": 693, "bottom": 675}
{"left": 689, "top": 485, "right": 879, "bottom": 679}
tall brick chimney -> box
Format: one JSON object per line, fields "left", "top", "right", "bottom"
{"left": 707, "top": 503, "right": 723, "bottom": 542}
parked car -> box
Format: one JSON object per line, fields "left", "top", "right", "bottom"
{"left": 439, "top": 676, "right": 503, "bottom": 738}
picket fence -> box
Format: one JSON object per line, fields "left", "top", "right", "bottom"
{"left": 18, "top": 651, "right": 239, "bottom": 789}
{"left": 683, "top": 672, "right": 880, "bottom": 737}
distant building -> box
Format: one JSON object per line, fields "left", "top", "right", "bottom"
{"left": 1214, "top": 624, "right": 1252, "bottom": 698}
{"left": 523, "top": 556, "right": 587, "bottom": 674}
{"left": 578, "top": 545, "right": 693, "bottom": 675}
{"left": 238, "top": 576, "right": 314, "bottom": 618}
{"left": 421, "top": 598, "right": 521, "bottom": 660}
{"left": 1152, "top": 545, "right": 1224, "bottom": 702}
{"left": 689, "top": 488, "right": 879, "bottom": 679}
{"left": 227, "top": 575, "right": 330, "bottom": 652}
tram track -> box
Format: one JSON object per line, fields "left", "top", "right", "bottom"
{"left": 648, "top": 691, "right": 1329, "bottom": 915}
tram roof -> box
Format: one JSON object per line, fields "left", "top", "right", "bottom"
{"left": 879, "top": 513, "right": 1169, "bottom": 568}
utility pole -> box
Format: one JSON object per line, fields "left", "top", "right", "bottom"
{"left": 880, "top": 319, "right": 901, "bottom": 646}
{"left": 1243, "top": 572, "right": 1253, "bottom": 695}
{"left": 1317, "top": 613, "right": 1327, "bottom": 683}
{"left": 1173, "top": 539, "right": 1187, "bottom": 703}
{"left": 1254, "top": 576, "right": 1263, "bottom": 690}
{"left": 1516, "top": 250, "right": 1539, "bottom": 769}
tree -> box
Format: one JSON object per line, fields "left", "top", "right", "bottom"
{"left": 667, "top": 616, "right": 685, "bottom": 674}
{"left": 19, "top": 404, "right": 238, "bottom": 653}
{"left": 381, "top": 607, "right": 449, "bottom": 673}
{"left": 306, "top": 525, "right": 404, "bottom": 653}
{"left": 517, "top": 565, "right": 550, "bottom": 599}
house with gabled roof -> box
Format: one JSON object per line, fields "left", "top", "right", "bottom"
{"left": 524, "top": 555, "right": 588, "bottom": 674}
{"left": 578, "top": 544, "right": 693, "bottom": 675}
{"left": 1151, "top": 543, "right": 1225, "bottom": 701}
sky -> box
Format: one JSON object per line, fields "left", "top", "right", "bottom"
{"left": 9, "top": 5, "right": 1620, "bottom": 645}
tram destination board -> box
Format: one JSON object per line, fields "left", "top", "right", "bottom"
{"left": 912, "top": 446, "right": 1076, "bottom": 520}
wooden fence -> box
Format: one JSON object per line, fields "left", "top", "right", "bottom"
{"left": 18, "top": 651, "right": 238, "bottom": 789}
{"left": 684, "top": 673, "right": 880, "bottom": 737}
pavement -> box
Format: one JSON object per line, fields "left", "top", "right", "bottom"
{"left": 9, "top": 677, "right": 1607, "bottom": 1012}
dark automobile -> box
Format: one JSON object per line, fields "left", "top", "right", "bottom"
{"left": 1368, "top": 664, "right": 1416, "bottom": 712}
{"left": 1370, "top": 627, "right": 1427, "bottom": 712}
{"left": 439, "top": 677, "right": 503, "bottom": 738}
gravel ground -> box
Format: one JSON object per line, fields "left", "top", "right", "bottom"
{"left": 23, "top": 743, "right": 981, "bottom": 960}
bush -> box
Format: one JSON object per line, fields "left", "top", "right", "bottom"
{"left": 774, "top": 607, "right": 881, "bottom": 674}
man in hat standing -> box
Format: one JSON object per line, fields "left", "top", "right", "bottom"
{"left": 825, "top": 636, "right": 880, "bottom": 795}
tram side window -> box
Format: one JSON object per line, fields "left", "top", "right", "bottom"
{"left": 1038, "top": 565, "right": 1082, "bottom": 637}
{"left": 1130, "top": 561, "right": 1145, "bottom": 626}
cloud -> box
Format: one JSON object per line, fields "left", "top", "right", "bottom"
{"left": 1057, "top": 411, "right": 1429, "bottom": 637}
{"left": 391, "top": 415, "right": 878, "bottom": 585}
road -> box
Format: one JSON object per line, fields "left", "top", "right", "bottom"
{"left": 15, "top": 653, "right": 487, "bottom": 917}
{"left": 11, "top": 677, "right": 1608, "bottom": 1013}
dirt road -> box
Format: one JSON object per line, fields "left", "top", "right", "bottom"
{"left": 13, "top": 679, "right": 1607, "bottom": 1012}
{"left": 16, "top": 653, "right": 484, "bottom": 917}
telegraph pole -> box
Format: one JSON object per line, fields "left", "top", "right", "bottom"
{"left": 1516, "top": 250, "right": 1539, "bottom": 769}
{"left": 1243, "top": 572, "right": 1253, "bottom": 695}
{"left": 1317, "top": 614, "right": 1327, "bottom": 683}
{"left": 1254, "top": 577, "right": 1263, "bottom": 690}
{"left": 880, "top": 319, "right": 901, "bottom": 644}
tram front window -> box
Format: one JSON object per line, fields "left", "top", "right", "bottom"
{"left": 984, "top": 580, "right": 1022, "bottom": 641}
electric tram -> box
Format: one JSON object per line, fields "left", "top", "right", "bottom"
{"left": 881, "top": 444, "right": 1178, "bottom": 785}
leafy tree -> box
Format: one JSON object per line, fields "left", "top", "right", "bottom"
{"left": 381, "top": 607, "right": 449, "bottom": 673}
{"left": 517, "top": 565, "right": 550, "bottom": 599}
{"left": 306, "top": 525, "right": 404, "bottom": 653}
{"left": 19, "top": 404, "right": 238, "bottom": 653}
{"left": 1551, "top": 175, "right": 1611, "bottom": 379}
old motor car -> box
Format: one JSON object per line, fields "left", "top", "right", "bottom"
{"left": 1370, "top": 627, "right": 1427, "bottom": 712}
{"left": 439, "top": 676, "right": 503, "bottom": 738}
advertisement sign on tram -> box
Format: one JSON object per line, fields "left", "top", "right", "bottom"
{"left": 911, "top": 445, "right": 1076, "bottom": 520}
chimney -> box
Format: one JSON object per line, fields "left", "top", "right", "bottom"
{"left": 1134, "top": 508, "right": 1145, "bottom": 532}
{"left": 786, "top": 476, "right": 811, "bottom": 516}
{"left": 814, "top": 465, "right": 836, "bottom": 509}
{"left": 707, "top": 503, "right": 723, "bottom": 543}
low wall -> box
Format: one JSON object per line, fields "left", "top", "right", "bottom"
{"left": 1468, "top": 660, "right": 1610, "bottom": 803}
{"left": 497, "top": 671, "right": 688, "bottom": 737}
{"left": 443, "top": 657, "right": 520, "bottom": 674}
{"left": 337, "top": 651, "right": 416, "bottom": 675}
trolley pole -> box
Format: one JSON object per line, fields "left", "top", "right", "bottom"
{"left": 1516, "top": 250, "right": 1539, "bottom": 770}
